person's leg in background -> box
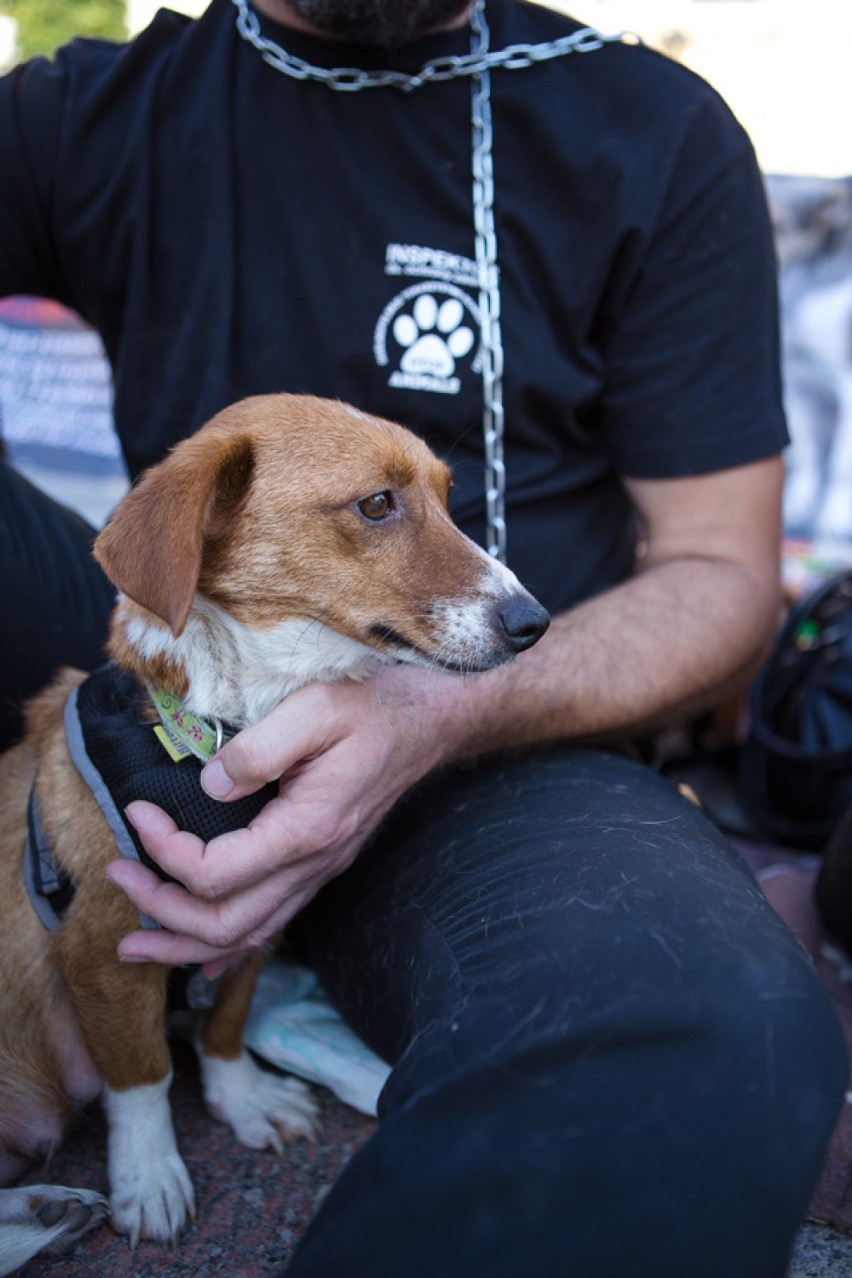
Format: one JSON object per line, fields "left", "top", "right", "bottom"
{"left": 289, "top": 748, "right": 848, "bottom": 1278}
{"left": 0, "top": 461, "right": 114, "bottom": 751}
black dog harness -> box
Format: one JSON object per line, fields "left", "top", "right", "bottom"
{"left": 24, "top": 664, "right": 277, "bottom": 932}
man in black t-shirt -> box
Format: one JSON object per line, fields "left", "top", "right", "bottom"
{"left": 0, "top": 2, "right": 846, "bottom": 1274}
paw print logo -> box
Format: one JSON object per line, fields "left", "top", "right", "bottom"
{"left": 374, "top": 282, "right": 480, "bottom": 396}
{"left": 393, "top": 294, "right": 475, "bottom": 379}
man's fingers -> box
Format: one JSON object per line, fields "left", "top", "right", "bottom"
{"left": 124, "top": 798, "right": 186, "bottom": 847}
{"left": 202, "top": 951, "right": 256, "bottom": 981}
{"left": 123, "top": 799, "right": 214, "bottom": 888}
{"left": 109, "top": 866, "right": 322, "bottom": 968}
{"left": 124, "top": 797, "right": 301, "bottom": 897}
{"left": 107, "top": 821, "right": 343, "bottom": 965}
{"left": 200, "top": 688, "right": 338, "bottom": 802}
{"left": 108, "top": 856, "right": 297, "bottom": 950}
{"left": 106, "top": 858, "right": 237, "bottom": 945}
{"left": 105, "top": 860, "right": 245, "bottom": 964}
{"left": 118, "top": 926, "right": 250, "bottom": 968}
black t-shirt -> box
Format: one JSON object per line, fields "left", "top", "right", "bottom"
{"left": 0, "top": 0, "right": 787, "bottom": 613}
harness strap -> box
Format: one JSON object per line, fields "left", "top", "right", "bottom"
{"left": 64, "top": 683, "right": 162, "bottom": 930}
{"left": 23, "top": 666, "right": 276, "bottom": 948}
{"left": 22, "top": 788, "right": 75, "bottom": 932}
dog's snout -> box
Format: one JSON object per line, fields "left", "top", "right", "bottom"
{"left": 499, "top": 595, "right": 550, "bottom": 653}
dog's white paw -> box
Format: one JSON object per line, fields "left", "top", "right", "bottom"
{"left": 200, "top": 1050, "right": 319, "bottom": 1153}
{"left": 0, "top": 1184, "right": 108, "bottom": 1275}
{"left": 108, "top": 1149, "right": 195, "bottom": 1247}
{"left": 103, "top": 1075, "right": 195, "bottom": 1247}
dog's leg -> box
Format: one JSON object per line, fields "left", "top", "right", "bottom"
{"left": 57, "top": 933, "right": 195, "bottom": 1246}
{"left": 0, "top": 1184, "right": 108, "bottom": 1276}
{"left": 197, "top": 955, "right": 318, "bottom": 1151}
{"left": 102, "top": 1070, "right": 194, "bottom": 1247}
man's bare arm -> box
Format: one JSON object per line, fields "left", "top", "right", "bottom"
{"left": 433, "top": 454, "right": 785, "bottom": 758}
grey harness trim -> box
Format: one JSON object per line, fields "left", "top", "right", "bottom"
{"left": 22, "top": 686, "right": 160, "bottom": 932}
{"left": 63, "top": 683, "right": 158, "bottom": 930}
{"left": 23, "top": 789, "right": 75, "bottom": 932}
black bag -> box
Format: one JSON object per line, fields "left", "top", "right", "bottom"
{"left": 739, "top": 571, "right": 852, "bottom": 850}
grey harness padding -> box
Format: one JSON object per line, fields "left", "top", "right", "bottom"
{"left": 23, "top": 664, "right": 276, "bottom": 932}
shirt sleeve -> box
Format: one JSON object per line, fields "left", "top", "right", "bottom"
{"left": 0, "top": 56, "right": 72, "bottom": 303}
{"left": 598, "top": 90, "right": 788, "bottom": 478}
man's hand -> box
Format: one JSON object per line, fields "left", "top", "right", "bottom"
{"left": 106, "top": 667, "right": 469, "bottom": 976}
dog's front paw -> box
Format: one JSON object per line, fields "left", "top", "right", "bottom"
{"left": 109, "top": 1152, "right": 195, "bottom": 1248}
{"left": 200, "top": 1050, "right": 319, "bottom": 1153}
{"left": 104, "top": 1076, "right": 195, "bottom": 1247}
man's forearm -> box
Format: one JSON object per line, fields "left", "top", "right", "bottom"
{"left": 385, "top": 553, "right": 781, "bottom": 766}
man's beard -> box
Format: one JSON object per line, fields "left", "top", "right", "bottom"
{"left": 287, "top": 0, "right": 473, "bottom": 46}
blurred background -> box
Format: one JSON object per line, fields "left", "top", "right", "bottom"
{"left": 0, "top": 0, "right": 851, "bottom": 579}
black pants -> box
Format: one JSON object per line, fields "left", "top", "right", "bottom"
{"left": 2, "top": 462, "right": 847, "bottom": 1278}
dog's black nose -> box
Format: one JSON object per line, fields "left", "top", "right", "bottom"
{"left": 499, "top": 596, "right": 550, "bottom": 653}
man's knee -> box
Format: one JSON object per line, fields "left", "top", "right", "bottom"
{"left": 371, "top": 939, "right": 845, "bottom": 1276}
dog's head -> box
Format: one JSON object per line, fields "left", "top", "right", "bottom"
{"left": 95, "top": 395, "right": 548, "bottom": 714}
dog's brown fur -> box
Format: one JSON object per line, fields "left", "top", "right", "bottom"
{"left": 0, "top": 393, "right": 548, "bottom": 1258}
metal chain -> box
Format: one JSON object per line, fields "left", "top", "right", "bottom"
{"left": 231, "top": 0, "right": 625, "bottom": 561}
{"left": 468, "top": 2, "right": 505, "bottom": 560}
{"left": 231, "top": 0, "right": 623, "bottom": 93}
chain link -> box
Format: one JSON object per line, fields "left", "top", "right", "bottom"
{"left": 232, "top": 0, "right": 623, "bottom": 93}
{"left": 231, "top": 0, "right": 625, "bottom": 561}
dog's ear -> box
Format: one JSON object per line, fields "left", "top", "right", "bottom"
{"left": 94, "top": 433, "right": 256, "bottom": 636}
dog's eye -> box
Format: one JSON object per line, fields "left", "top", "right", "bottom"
{"left": 358, "top": 491, "right": 394, "bottom": 521}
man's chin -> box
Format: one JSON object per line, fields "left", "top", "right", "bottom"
{"left": 286, "top": 0, "right": 473, "bottom": 47}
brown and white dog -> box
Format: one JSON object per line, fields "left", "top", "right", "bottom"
{"left": 0, "top": 393, "right": 548, "bottom": 1270}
